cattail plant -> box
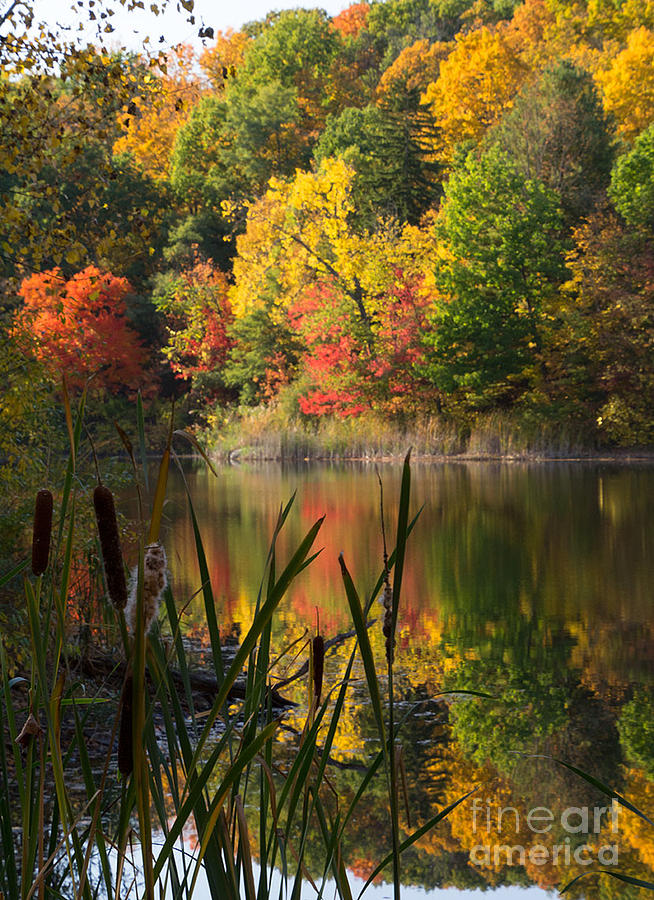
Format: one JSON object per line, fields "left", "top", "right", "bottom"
{"left": 31, "top": 489, "right": 53, "bottom": 576}
{"left": 117, "top": 674, "right": 134, "bottom": 776}
{"left": 125, "top": 542, "right": 167, "bottom": 636}
{"left": 312, "top": 634, "right": 325, "bottom": 707}
{"left": 93, "top": 484, "right": 128, "bottom": 610}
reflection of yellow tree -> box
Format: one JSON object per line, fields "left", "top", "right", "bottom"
{"left": 618, "top": 768, "right": 654, "bottom": 871}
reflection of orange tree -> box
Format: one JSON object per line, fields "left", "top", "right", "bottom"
{"left": 440, "top": 741, "right": 640, "bottom": 897}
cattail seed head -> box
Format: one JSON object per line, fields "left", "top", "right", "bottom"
{"left": 125, "top": 542, "right": 167, "bottom": 636}
{"left": 31, "top": 489, "right": 53, "bottom": 576}
{"left": 118, "top": 674, "right": 133, "bottom": 776}
{"left": 93, "top": 485, "right": 128, "bottom": 610}
{"left": 312, "top": 635, "right": 325, "bottom": 706}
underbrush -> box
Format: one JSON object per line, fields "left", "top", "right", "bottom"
{"left": 206, "top": 403, "right": 601, "bottom": 462}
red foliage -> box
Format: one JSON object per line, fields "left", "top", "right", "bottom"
{"left": 289, "top": 273, "right": 434, "bottom": 417}
{"left": 16, "top": 266, "right": 152, "bottom": 396}
{"left": 289, "top": 281, "right": 369, "bottom": 417}
{"left": 158, "top": 260, "right": 233, "bottom": 396}
{"left": 369, "top": 272, "right": 434, "bottom": 412}
{"left": 331, "top": 1, "right": 370, "bottom": 37}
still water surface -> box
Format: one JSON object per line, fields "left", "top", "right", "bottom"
{"left": 156, "top": 460, "right": 654, "bottom": 898}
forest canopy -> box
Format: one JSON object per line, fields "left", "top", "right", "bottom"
{"left": 2, "top": 0, "right": 654, "bottom": 454}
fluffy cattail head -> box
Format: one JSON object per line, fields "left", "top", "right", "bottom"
{"left": 125, "top": 542, "right": 167, "bottom": 636}
{"left": 93, "top": 484, "right": 128, "bottom": 610}
{"left": 31, "top": 489, "right": 53, "bottom": 576}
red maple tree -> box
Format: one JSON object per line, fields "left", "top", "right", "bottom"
{"left": 16, "top": 266, "right": 152, "bottom": 395}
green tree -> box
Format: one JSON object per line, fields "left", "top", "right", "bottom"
{"left": 237, "top": 9, "right": 343, "bottom": 145}
{"left": 224, "top": 306, "right": 305, "bottom": 405}
{"left": 364, "top": 0, "right": 467, "bottom": 71}
{"left": 314, "top": 98, "right": 440, "bottom": 225}
{"left": 423, "top": 147, "right": 566, "bottom": 409}
{"left": 561, "top": 211, "right": 654, "bottom": 445}
{"left": 609, "top": 123, "right": 654, "bottom": 232}
{"left": 168, "top": 80, "right": 302, "bottom": 261}
{"left": 489, "top": 60, "right": 614, "bottom": 223}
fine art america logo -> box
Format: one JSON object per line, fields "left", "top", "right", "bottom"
{"left": 468, "top": 798, "right": 620, "bottom": 868}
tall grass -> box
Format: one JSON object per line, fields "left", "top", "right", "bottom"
{"left": 207, "top": 404, "right": 597, "bottom": 462}
{"left": 0, "top": 396, "right": 474, "bottom": 900}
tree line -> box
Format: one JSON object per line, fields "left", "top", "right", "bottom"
{"left": 2, "top": 0, "right": 654, "bottom": 453}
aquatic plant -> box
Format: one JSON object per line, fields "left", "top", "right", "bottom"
{"left": 0, "top": 393, "right": 472, "bottom": 900}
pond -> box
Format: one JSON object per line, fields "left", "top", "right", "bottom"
{"left": 151, "top": 459, "right": 654, "bottom": 898}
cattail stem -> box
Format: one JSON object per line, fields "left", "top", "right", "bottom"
{"left": 117, "top": 674, "right": 133, "bottom": 776}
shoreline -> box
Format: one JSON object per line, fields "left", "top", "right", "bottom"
{"left": 216, "top": 447, "right": 654, "bottom": 464}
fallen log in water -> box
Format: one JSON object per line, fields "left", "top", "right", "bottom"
{"left": 77, "top": 650, "right": 296, "bottom": 709}
{"left": 76, "top": 620, "right": 372, "bottom": 710}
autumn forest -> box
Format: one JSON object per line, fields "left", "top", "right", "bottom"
{"left": 2, "top": 0, "right": 654, "bottom": 468}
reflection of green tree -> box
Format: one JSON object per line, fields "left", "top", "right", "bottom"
{"left": 445, "top": 659, "right": 569, "bottom": 770}
{"left": 445, "top": 656, "right": 622, "bottom": 806}
{"left": 619, "top": 688, "right": 654, "bottom": 776}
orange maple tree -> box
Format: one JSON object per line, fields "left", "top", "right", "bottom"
{"left": 15, "top": 266, "right": 152, "bottom": 395}
{"left": 331, "top": 2, "right": 370, "bottom": 38}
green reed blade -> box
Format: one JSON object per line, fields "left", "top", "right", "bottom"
{"left": 0, "top": 639, "right": 25, "bottom": 810}
{"left": 390, "top": 449, "right": 411, "bottom": 641}
{"left": 144, "top": 723, "right": 183, "bottom": 898}
{"left": 0, "top": 703, "right": 19, "bottom": 898}
{"left": 70, "top": 695, "right": 114, "bottom": 900}
{"left": 338, "top": 555, "right": 387, "bottom": 761}
{"left": 0, "top": 558, "right": 29, "bottom": 589}
{"left": 188, "top": 719, "right": 281, "bottom": 897}
{"left": 218, "top": 807, "right": 241, "bottom": 899}
{"left": 171, "top": 447, "right": 228, "bottom": 689}
{"left": 130, "top": 549, "right": 155, "bottom": 900}
{"left": 357, "top": 788, "right": 478, "bottom": 898}
{"left": 188, "top": 515, "right": 325, "bottom": 774}
{"left": 152, "top": 724, "right": 232, "bottom": 881}
{"left": 137, "top": 391, "right": 149, "bottom": 493}
{"left": 526, "top": 754, "right": 654, "bottom": 826}
{"left": 561, "top": 870, "right": 654, "bottom": 893}
{"left": 363, "top": 508, "right": 421, "bottom": 618}
{"left": 149, "top": 406, "right": 174, "bottom": 545}
{"left": 313, "top": 799, "right": 353, "bottom": 900}
{"left": 235, "top": 794, "right": 257, "bottom": 900}
{"left": 55, "top": 387, "right": 86, "bottom": 549}
{"left": 173, "top": 430, "right": 218, "bottom": 478}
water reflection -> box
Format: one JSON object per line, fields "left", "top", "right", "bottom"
{"left": 149, "top": 460, "right": 654, "bottom": 898}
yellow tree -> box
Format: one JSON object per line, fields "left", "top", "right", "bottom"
{"left": 586, "top": 0, "right": 654, "bottom": 41}
{"left": 199, "top": 28, "right": 251, "bottom": 91}
{"left": 375, "top": 38, "right": 449, "bottom": 101}
{"left": 229, "top": 158, "right": 409, "bottom": 329}
{"left": 113, "top": 43, "right": 204, "bottom": 181}
{"left": 505, "top": 0, "right": 558, "bottom": 68}
{"left": 595, "top": 26, "right": 654, "bottom": 142}
{"left": 421, "top": 24, "right": 529, "bottom": 162}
